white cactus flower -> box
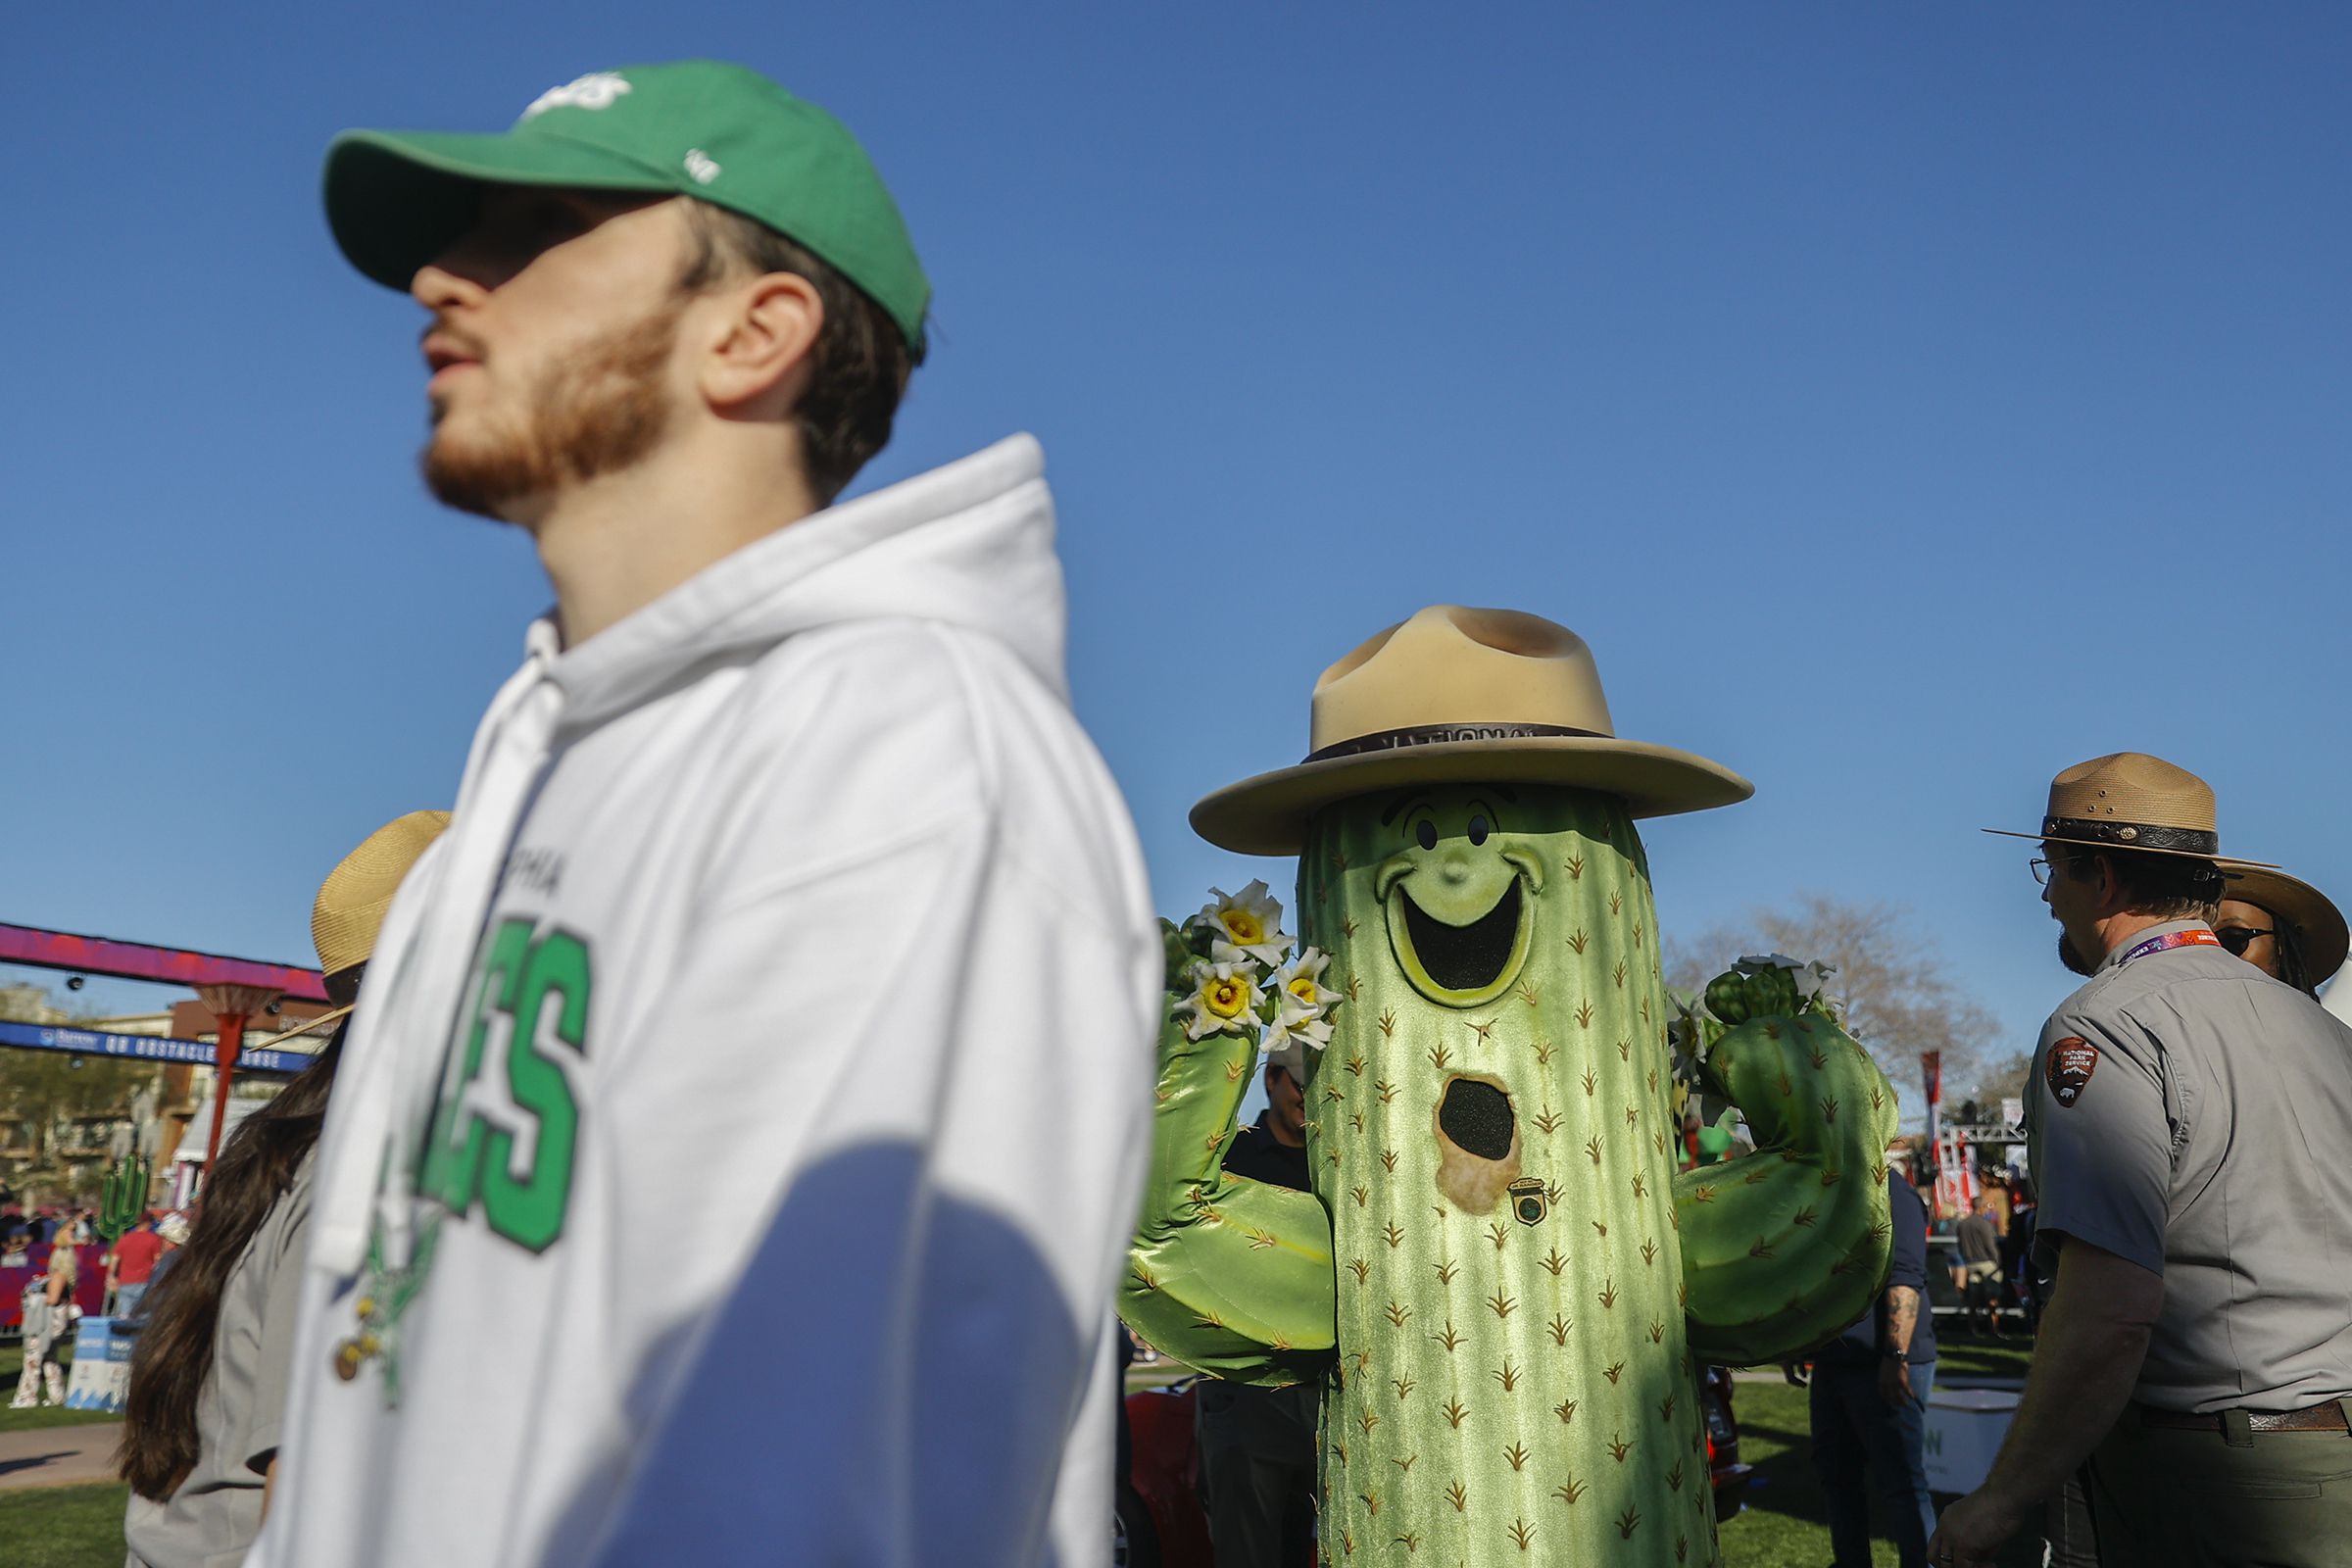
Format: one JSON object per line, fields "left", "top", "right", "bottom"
{"left": 1192, "top": 879, "right": 1295, "bottom": 966}
{"left": 1264, "top": 1008, "right": 1334, "bottom": 1054}
{"left": 1271, "top": 947, "right": 1340, "bottom": 1023}
{"left": 1173, "top": 959, "right": 1266, "bottom": 1043}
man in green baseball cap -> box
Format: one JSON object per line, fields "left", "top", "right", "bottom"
{"left": 320, "top": 59, "right": 927, "bottom": 586}
{"left": 252, "top": 60, "right": 1161, "bottom": 1568}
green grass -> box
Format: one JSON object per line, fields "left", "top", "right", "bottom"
{"left": 0, "top": 1483, "right": 131, "bottom": 1567}
{"left": 0, "top": 1344, "right": 123, "bottom": 1435}
{"left": 1933, "top": 1330, "right": 2034, "bottom": 1385}
{"left": 1716, "top": 1358, "right": 2044, "bottom": 1567}
{"left": 1135, "top": 1329, "right": 2049, "bottom": 1565}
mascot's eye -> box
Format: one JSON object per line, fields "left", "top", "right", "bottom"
{"left": 1415, "top": 819, "right": 1439, "bottom": 852}
{"left": 1468, "top": 814, "right": 1491, "bottom": 846}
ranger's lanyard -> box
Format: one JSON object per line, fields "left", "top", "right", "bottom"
{"left": 2117, "top": 928, "right": 2222, "bottom": 965}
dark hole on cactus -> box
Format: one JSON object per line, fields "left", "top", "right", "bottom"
{"left": 1439, "top": 1076, "right": 1515, "bottom": 1161}
{"left": 1402, "top": 878, "right": 1522, "bottom": 992}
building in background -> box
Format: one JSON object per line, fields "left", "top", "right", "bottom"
{"left": 0, "top": 985, "right": 334, "bottom": 1210}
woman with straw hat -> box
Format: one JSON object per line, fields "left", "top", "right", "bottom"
{"left": 2213, "top": 861, "right": 2348, "bottom": 1002}
{"left": 121, "top": 810, "right": 446, "bottom": 1568}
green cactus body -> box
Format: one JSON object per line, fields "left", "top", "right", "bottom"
{"left": 1299, "top": 785, "right": 1719, "bottom": 1566}
{"left": 1123, "top": 782, "right": 1897, "bottom": 1568}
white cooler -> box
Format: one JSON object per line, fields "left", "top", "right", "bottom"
{"left": 64, "top": 1315, "right": 135, "bottom": 1413}
{"left": 1924, "top": 1387, "right": 2019, "bottom": 1494}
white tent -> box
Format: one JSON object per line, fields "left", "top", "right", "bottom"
{"left": 167, "top": 1098, "right": 267, "bottom": 1206}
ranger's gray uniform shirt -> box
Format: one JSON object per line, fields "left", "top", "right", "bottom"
{"left": 125, "top": 1155, "right": 313, "bottom": 1568}
{"left": 2027, "top": 918, "right": 2352, "bottom": 1413}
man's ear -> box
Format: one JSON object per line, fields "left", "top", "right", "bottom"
{"left": 2087, "top": 854, "right": 2127, "bottom": 916}
{"left": 698, "top": 271, "right": 823, "bottom": 415}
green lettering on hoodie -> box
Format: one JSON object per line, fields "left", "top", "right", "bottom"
{"left": 420, "top": 916, "right": 590, "bottom": 1251}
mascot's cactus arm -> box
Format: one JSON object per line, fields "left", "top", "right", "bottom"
{"left": 1670, "top": 978, "right": 1899, "bottom": 1367}
{"left": 1120, "top": 930, "right": 1337, "bottom": 1386}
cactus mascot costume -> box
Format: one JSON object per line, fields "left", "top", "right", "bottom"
{"left": 1123, "top": 607, "right": 1898, "bottom": 1568}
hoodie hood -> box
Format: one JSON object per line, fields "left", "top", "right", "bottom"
{"left": 545, "top": 433, "right": 1064, "bottom": 732}
{"left": 309, "top": 433, "right": 1068, "bottom": 1280}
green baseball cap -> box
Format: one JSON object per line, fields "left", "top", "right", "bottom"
{"left": 323, "top": 61, "right": 929, "bottom": 357}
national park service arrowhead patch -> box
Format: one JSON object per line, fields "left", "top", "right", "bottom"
{"left": 2046, "top": 1037, "right": 2099, "bottom": 1108}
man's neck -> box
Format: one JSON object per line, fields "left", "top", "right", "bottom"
{"left": 2093, "top": 910, "right": 2195, "bottom": 965}
{"left": 1263, "top": 1112, "right": 1306, "bottom": 1150}
{"left": 524, "top": 427, "right": 821, "bottom": 648}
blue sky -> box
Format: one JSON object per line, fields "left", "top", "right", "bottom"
{"left": 6, "top": 6, "right": 2348, "bottom": 1113}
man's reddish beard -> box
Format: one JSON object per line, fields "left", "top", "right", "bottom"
{"left": 421, "top": 297, "right": 683, "bottom": 520}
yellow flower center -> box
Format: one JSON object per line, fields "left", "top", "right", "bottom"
{"left": 1206, "top": 978, "right": 1250, "bottom": 1018}
{"left": 1221, "top": 910, "right": 1264, "bottom": 945}
{"left": 1289, "top": 978, "right": 1320, "bottom": 1005}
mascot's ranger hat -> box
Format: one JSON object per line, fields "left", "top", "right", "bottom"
{"left": 1190, "top": 605, "right": 1752, "bottom": 856}
{"left": 1983, "top": 751, "right": 2274, "bottom": 865}
{"left": 321, "top": 61, "right": 930, "bottom": 356}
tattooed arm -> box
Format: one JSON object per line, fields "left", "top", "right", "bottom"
{"left": 1878, "top": 1172, "right": 1931, "bottom": 1406}
{"left": 1878, "top": 1285, "right": 1923, "bottom": 1404}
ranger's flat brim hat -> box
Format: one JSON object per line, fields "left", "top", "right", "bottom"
{"left": 1983, "top": 751, "right": 2272, "bottom": 865}
{"left": 1191, "top": 606, "right": 1752, "bottom": 857}
{"left": 322, "top": 60, "right": 930, "bottom": 356}
{"left": 2215, "top": 861, "right": 2349, "bottom": 980}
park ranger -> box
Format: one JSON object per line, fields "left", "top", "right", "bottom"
{"left": 1933, "top": 753, "right": 2352, "bottom": 1568}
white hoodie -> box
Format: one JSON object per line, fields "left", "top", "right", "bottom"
{"left": 251, "top": 435, "right": 1159, "bottom": 1567}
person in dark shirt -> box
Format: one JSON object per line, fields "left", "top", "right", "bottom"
{"left": 1954, "top": 1194, "right": 2006, "bottom": 1335}
{"left": 1807, "top": 1149, "right": 1938, "bottom": 1568}
{"left": 1196, "top": 1045, "right": 1316, "bottom": 1568}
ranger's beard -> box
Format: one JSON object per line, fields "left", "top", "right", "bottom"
{"left": 2057, "top": 929, "right": 2096, "bottom": 977}
{"left": 422, "top": 298, "right": 682, "bottom": 521}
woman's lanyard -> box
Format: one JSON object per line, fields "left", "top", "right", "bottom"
{"left": 2117, "top": 928, "right": 2222, "bottom": 965}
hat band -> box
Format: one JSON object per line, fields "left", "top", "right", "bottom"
{"left": 2042, "top": 814, "right": 2218, "bottom": 856}
{"left": 1305, "top": 721, "right": 1606, "bottom": 764}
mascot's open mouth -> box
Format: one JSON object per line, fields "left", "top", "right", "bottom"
{"left": 1387, "top": 873, "right": 1534, "bottom": 1006}
{"left": 1402, "top": 881, "right": 1523, "bottom": 992}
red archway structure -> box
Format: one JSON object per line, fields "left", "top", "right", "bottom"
{"left": 1, "top": 922, "right": 327, "bottom": 1180}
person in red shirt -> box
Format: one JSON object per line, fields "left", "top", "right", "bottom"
{"left": 108, "top": 1218, "right": 167, "bottom": 1320}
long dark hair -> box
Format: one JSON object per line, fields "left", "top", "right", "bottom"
{"left": 118, "top": 1027, "right": 343, "bottom": 1499}
{"left": 2274, "top": 920, "right": 2318, "bottom": 999}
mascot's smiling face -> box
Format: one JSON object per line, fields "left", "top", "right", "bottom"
{"left": 1376, "top": 785, "right": 1548, "bottom": 1007}
{"left": 1300, "top": 780, "right": 1655, "bottom": 1218}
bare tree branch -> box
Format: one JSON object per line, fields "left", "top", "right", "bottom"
{"left": 1666, "top": 893, "right": 2004, "bottom": 1102}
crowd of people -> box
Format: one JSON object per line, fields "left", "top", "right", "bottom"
{"left": 5, "top": 1206, "right": 187, "bottom": 1409}
{"left": 0, "top": 54, "right": 2340, "bottom": 1568}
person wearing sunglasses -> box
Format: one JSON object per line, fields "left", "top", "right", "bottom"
{"left": 1930, "top": 753, "right": 2352, "bottom": 1568}
{"left": 2211, "top": 862, "right": 2349, "bottom": 1003}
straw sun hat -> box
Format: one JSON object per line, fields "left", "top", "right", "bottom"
{"left": 1190, "top": 606, "right": 1752, "bottom": 857}
{"left": 253, "top": 810, "right": 450, "bottom": 1050}
{"left": 2214, "top": 861, "right": 2350, "bottom": 981}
